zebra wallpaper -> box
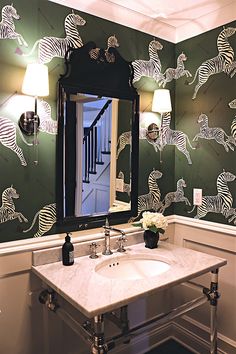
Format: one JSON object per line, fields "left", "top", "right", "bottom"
{"left": 175, "top": 21, "right": 236, "bottom": 225}
{"left": 188, "top": 27, "right": 236, "bottom": 100}
{"left": 115, "top": 100, "right": 135, "bottom": 205}
{"left": 0, "top": 0, "right": 235, "bottom": 243}
{"left": 0, "top": 4, "right": 28, "bottom": 47}
{"left": 0, "top": 186, "right": 28, "bottom": 224}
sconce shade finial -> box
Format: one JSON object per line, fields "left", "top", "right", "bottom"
{"left": 152, "top": 89, "right": 172, "bottom": 113}
{"left": 22, "top": 63, "right": 49, "bottom": 97}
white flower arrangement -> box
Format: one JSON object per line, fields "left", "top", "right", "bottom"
{"left": 133, "top": 211, "right": 168, "bottom": 234}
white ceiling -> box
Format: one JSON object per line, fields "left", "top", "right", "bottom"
{"left": 50, "top": 0, "right": 236, "bottom": 42}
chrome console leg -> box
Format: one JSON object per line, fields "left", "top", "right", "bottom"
{"left": 203, "top": 268, "right": 220, "bottom": 354}
{"left": 210, "top": 269, "right": 219, "bottom": 354}
{"left": 91, "top": 315, "right": 106, "bottom": 354}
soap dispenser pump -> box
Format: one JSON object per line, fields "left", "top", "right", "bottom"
{"left": 62, "top": 233, "right": 74, "bottom": 266}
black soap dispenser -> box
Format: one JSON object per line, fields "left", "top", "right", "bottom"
{"left": 62, "top": 233, "right": 74, "bottom": 266}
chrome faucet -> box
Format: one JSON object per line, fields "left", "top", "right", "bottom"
{"left": 102, "top": 218, "right": 113, "bottom": 255}
{"left": 102, "top": 218, "right": 126, "bottom": 255}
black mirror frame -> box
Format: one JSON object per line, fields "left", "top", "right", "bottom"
{"left": 56, "top": 42, "right": 139, "bottom": 231}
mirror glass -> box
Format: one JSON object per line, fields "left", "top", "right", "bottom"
{"left": 72, "top": 93, "right": 132, "bottom": 217}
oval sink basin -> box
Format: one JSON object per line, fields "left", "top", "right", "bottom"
{"left": 95, "top": 255, "right": 170, "bottom": 280}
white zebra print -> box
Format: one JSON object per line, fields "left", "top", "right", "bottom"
{"left": 159, "top": 178, "right": 191, "bottom": 213}
{"left": 159, "top": 52, "right": 192, "bottom": 88}
{"left": 188, "top": 171, "right": 236, "bottom": 220}
{"left": 188, "top": 27, "right": 236, "bottom": 99}
{"left": 229, "top": 98, "right": 236, "bottom": 142}
{"left": 229, "top": 98, "right": 236, "bottom": 110}
{"left": 0, "top": 4, "right": 28, "bottom": 47}
{"left": 23, "top": 203, "right": 56, "bottom": 237}
{"left": 38, "top": 100, "right": 58, "bottom": 135}
{"left": 155, "top": 112, "right": 195, "bottom": 165}
{"left": 129, "top": 169, "right": 162, "bottom": 222}
{"left": 225, "top": 207, "right": 236, "bottom": 224}
{"left": 89, "top": 35, "right": 119, "bottom": 63}
{"left": 0, "top": 186, "right": 28, "bottom": 224}
{"left": 193, "top": 113, "right": 235, "bottom": 152}
{"left": 0, "top": 116, "right": 33, "bottom": 166}
{"left": 117, "top": 171, "right": 130, "bottom": 196}
{"left": 132, "top": 39, "right": 164, "bottom": 83}
{"left": 116, "top": 131, "right": 131, "bottom": 159}
{"left": 23, "top": 12, "right": 86, "bottom": 64}
{"left": 105, "top": 35, "right": 119, "bottom": 63}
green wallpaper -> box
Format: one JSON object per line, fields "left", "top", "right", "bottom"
{"left": 2, "top": 0, "right": 234, "bottom": 243}
{"left": 0, "top": 0, "right": 174, "bottom": 242}
{"left": 175, "top": 22, "right": 236, "bottom": 225}
{"left": 3, "top": 0, "right": 235, "bottom": 243}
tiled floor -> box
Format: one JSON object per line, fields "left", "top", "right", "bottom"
{"left": 145, "top": 339, "right": 194, "bottom": 354}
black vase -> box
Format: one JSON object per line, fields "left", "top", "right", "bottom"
{"left": 143, "top": 230, "right": 159, "bottom": 249}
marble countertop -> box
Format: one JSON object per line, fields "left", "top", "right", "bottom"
{"left": 32, "top": 241, "right": 227, "bottom": 318}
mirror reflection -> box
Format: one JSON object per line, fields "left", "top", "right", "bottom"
{"left": 66, "top": 93, "right": 133, "bottom": 218}
{"left": 146, "top": 123, "right": 159, "bottom": 142}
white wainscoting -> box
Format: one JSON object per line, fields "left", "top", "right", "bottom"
{"left": 171, "top": 215, "right": 236, "bottom": 354}
{"left": 0, "top": 217, "right": 235, "bottom": 353}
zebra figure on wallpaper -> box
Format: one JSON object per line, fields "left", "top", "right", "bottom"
{"left": 229, "top": 98, "right": 236, "bottom": 143}
{"left": 0, "top": 186, "right": 28, "bottom": 224}
{"left": 38, "top": 100, "right": 58, "bottom": 135}
{"left": 89, "top": 35, "right": 120, "bottom": 63}
{"left": 0, "top": 116, "right": 33, "bottom": 166}
{"left": 188, "top": 27, "right": 236, "bottom": 99}
{"left": 23, "top": 12, "right": 86, "bottom": 64}
{"left": 188, "top": 171, "right": 236, "bottom": 219}
{"left": 225, "top": 207, "right": 236, "bottom": 224}
{"left": 117, "top": 131, "right": 131, "bottom": 158}
{"left": 129, "top": 169, "right": 162, "bottom": 222}
{"left": 117, "top": 171, "right": 131, "bottom": 197}
{"left": 155, "top": 112, "right": 195, "bottom": 164}
{"left": 0, "top": 4, "right": 28, "bottom": 47}
{"left": 105, "top": 35, "right": 119, "bottom": 63}
{"left": 159, "top": 52, "right": 192, "bottom": 88}
{"left": 23, "top": 203, "right": 56, "bottom": 237}
{"left": 159, "top": 178, "right": 191, "bottom": 213}
{"left": 132, "top": 39, "right": 164, "bottom": 83}
{"left": 193, "top": 113, "right": 235, "bottom": 152}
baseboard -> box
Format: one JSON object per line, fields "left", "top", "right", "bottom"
{"left": 173, "top": 315, "right": 236, "bottom": 354}
{"left": 112, "top": 322, "right": 173, "bottom": 354}
{"left": 109, "top": 315, "right": 236, "bottom": 354}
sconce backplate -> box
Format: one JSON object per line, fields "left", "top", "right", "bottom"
{"left": 18, "top": 111, "right": 40, "bottom": 136}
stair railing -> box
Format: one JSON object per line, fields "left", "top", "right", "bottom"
{"left": 83, "top": 99, "right": 112, "bottom": 183}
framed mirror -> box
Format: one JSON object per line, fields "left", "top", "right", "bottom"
{"left": 57, "top": 41, "right": 139, "bottom": 230}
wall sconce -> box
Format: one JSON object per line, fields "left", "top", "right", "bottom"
{"left": 152, "top": 89, "right": 172, "bottom": 113}
{"left": 151, "top": 89, "right": 172, "bottom": 163}
{"left": 19, "top": 63, "right": 49, "bottom": 163}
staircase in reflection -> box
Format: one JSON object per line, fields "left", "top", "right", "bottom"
{"left": 82, "top": 98, "right": 112, "bottom": 215}
{"left": 83, "top": 99, "right": 112, "bottom": 183}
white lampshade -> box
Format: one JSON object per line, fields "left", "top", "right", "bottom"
{"left": 22, "top": 63, "right": 49, "bottom": 97}
{"left": 152, "top": 89, "right": 172, "bottom": 113}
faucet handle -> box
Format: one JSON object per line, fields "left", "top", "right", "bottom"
{"left": 89, "top": 242, "right": 100, "bottom": 259}
{"left": 116, "top": 235, "right": 127, "bottom": 253}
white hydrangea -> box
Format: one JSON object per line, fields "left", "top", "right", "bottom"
{"left": 139, "top": 211, "right": 168, "bottom": 233}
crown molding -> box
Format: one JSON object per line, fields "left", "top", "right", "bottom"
{"left": 175, "top": 1, "right": 236, "bottom": 43}
{"left": 49, "top": 0, "right": 236, "bottom": 43}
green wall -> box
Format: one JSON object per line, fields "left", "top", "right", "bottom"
{"left": 175, "top": 22, "right": 236, "bottom": 225}
{"left": 0, "top": 0, "right": 174, "bottom": 242}
{"left": 2, "top": 0, "right": 235, "bottom": 243}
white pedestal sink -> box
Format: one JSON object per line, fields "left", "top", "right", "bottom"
{"left": 95, "top": 254, "right": 171, "bottom": 280}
